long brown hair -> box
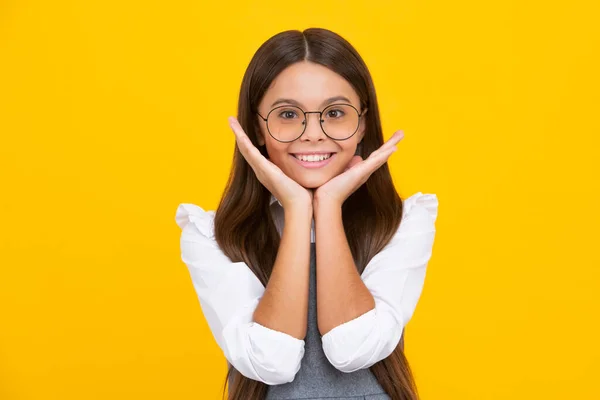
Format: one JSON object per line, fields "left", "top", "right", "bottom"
{"left": 214, "top": 28, "right": 419, "bottom": 400}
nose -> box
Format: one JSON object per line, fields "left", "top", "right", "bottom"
{"left": 300, "top": 112, "right": 326, "bottom": 142}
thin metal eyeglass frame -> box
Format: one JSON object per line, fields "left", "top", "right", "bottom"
{"left": 255, "top": 103, "right": 367, "bottom": 143}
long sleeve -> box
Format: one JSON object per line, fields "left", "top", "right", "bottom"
{"left": 175, "top": 203, "right": 305, "bottom": 385}
{"left": 321, "top": 192, "right": 438, "bottom": 373}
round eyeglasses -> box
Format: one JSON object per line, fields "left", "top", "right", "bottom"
{"left": 256, "top": 103, "right": 367, "bottom": 143}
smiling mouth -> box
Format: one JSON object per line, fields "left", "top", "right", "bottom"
{"left": 289, "top": 152, "right": 337, "bottom": 169}
{"left": 290, "top": 153, "right": 335, "bottom": 162}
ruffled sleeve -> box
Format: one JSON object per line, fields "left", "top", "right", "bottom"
{"left": 175, "top": 203, "right": 305, "bottom": 385}
{"left": 321, "top": 192, "right": 438, "bottom": 373}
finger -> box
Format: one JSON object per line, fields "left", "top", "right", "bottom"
{"left": 360, "top": 145, "right": 397, "bottom": 174}
{"left": 343, "top": 139, "right": 399, "bottom": 187}
{"left": 368, "top": 129, "right": 403, "bottom": 160}
{"left": 228, "top": 116, "right": 269, "bottom": 170}
{"left": 376, "top": 130, "right": 404, "bottom": 155}
{"left": 228, "top": 116, "right": 253, "bottom": 150}
{"left": 385, "top": 130, "right": 404, "bottom": 146}
{"left": 228, "top": 117, "right": 283, "bottom": 186}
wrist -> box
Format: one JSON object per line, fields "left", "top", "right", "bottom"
{"left": 284, "top": 201, "right": 313, "bottom": 221}
{"left": 280, "top": 190, "right": 313, "bottom": 212}
{"left": 313, "top": 197, "right": 342, "bottom": 219}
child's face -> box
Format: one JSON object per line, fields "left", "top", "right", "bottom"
{"left": 256, "top": 61, "right": 367, "bottom": 189}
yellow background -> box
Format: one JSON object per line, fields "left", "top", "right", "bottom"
{"left": 1, "top": 0, "right": 599, "bottom": 399}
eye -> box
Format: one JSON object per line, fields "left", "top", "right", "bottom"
{"left": 326, "top": 108, "right": 345, "bottom": 118}
{"left": 278, "top": 110, "right": 299, "bottom": 119}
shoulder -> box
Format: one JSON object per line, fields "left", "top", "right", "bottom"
{"left": 362, "top": 192, "right": 439, "bottom": 272}
{"left": 381, "top": 192, "right": 438, "bottom": 248}
{"left": 366, "top": 192, "right": 439, "bottom": 261}
{"left": 175, "top": 203, "right": 216, "bottom": 240}
{"left": 400, "top": 192, "right": 438, "bottom": 231}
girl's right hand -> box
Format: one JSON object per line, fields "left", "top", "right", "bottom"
{"left": 228, "top": 116, "right": 313, "bottom": 211}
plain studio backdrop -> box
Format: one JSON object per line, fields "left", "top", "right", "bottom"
{"left": 0, "top": 1, "right": 599, "bottom": 399}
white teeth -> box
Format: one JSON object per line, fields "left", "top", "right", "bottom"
{"left": 294, "top": 153, "right": 332, "bottom": 162}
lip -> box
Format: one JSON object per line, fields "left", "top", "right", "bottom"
{"left": 290, "top": 151, "right": 336, "bottom": 155}
{"left": 290, "top": 152, "right": 336, "bottom": 169}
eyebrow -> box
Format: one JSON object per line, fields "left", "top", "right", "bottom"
{"left": 270, "top": 95, "right": 352, "bottom": 109}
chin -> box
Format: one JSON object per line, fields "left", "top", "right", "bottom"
{"left": 295, "top": 174, "right": 329, "bottom": 189}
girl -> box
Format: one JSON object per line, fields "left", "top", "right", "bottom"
{"left": 175, "top": 28, "right": 438, "bottom": 400}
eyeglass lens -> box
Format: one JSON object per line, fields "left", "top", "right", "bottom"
{"left": 266, "top": 104, "right": 360, "bottom": 142}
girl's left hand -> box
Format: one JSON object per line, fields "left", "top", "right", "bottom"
{"left": 313, "top": 130, "right": 405, "bottom": 208}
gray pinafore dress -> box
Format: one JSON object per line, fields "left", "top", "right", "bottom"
{"left": 229, "top": 243, "right": 392, "bottom": 400}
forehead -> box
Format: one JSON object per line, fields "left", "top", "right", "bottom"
{"left": 261, "top": 61, "right": 360, "bottom": 109}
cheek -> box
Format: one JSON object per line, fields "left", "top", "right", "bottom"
{"left": 332, "top": 152, "right": 356, "bottom": 173}
{"left": 337, "top": 142, "right": 359, "bottom": 161}
{"left": 264, "top": 141, "right": 290, "bottom": 166}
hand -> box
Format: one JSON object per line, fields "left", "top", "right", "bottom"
{"left": 313, "top": 130, "right": 405, "bottom": 209}
{"left": 228, "top": 116, "right": 313, "bottom": 211}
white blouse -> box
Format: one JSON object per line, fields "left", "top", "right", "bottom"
{"left": 175, "top": 192, "right": 438, "bottom": 385}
